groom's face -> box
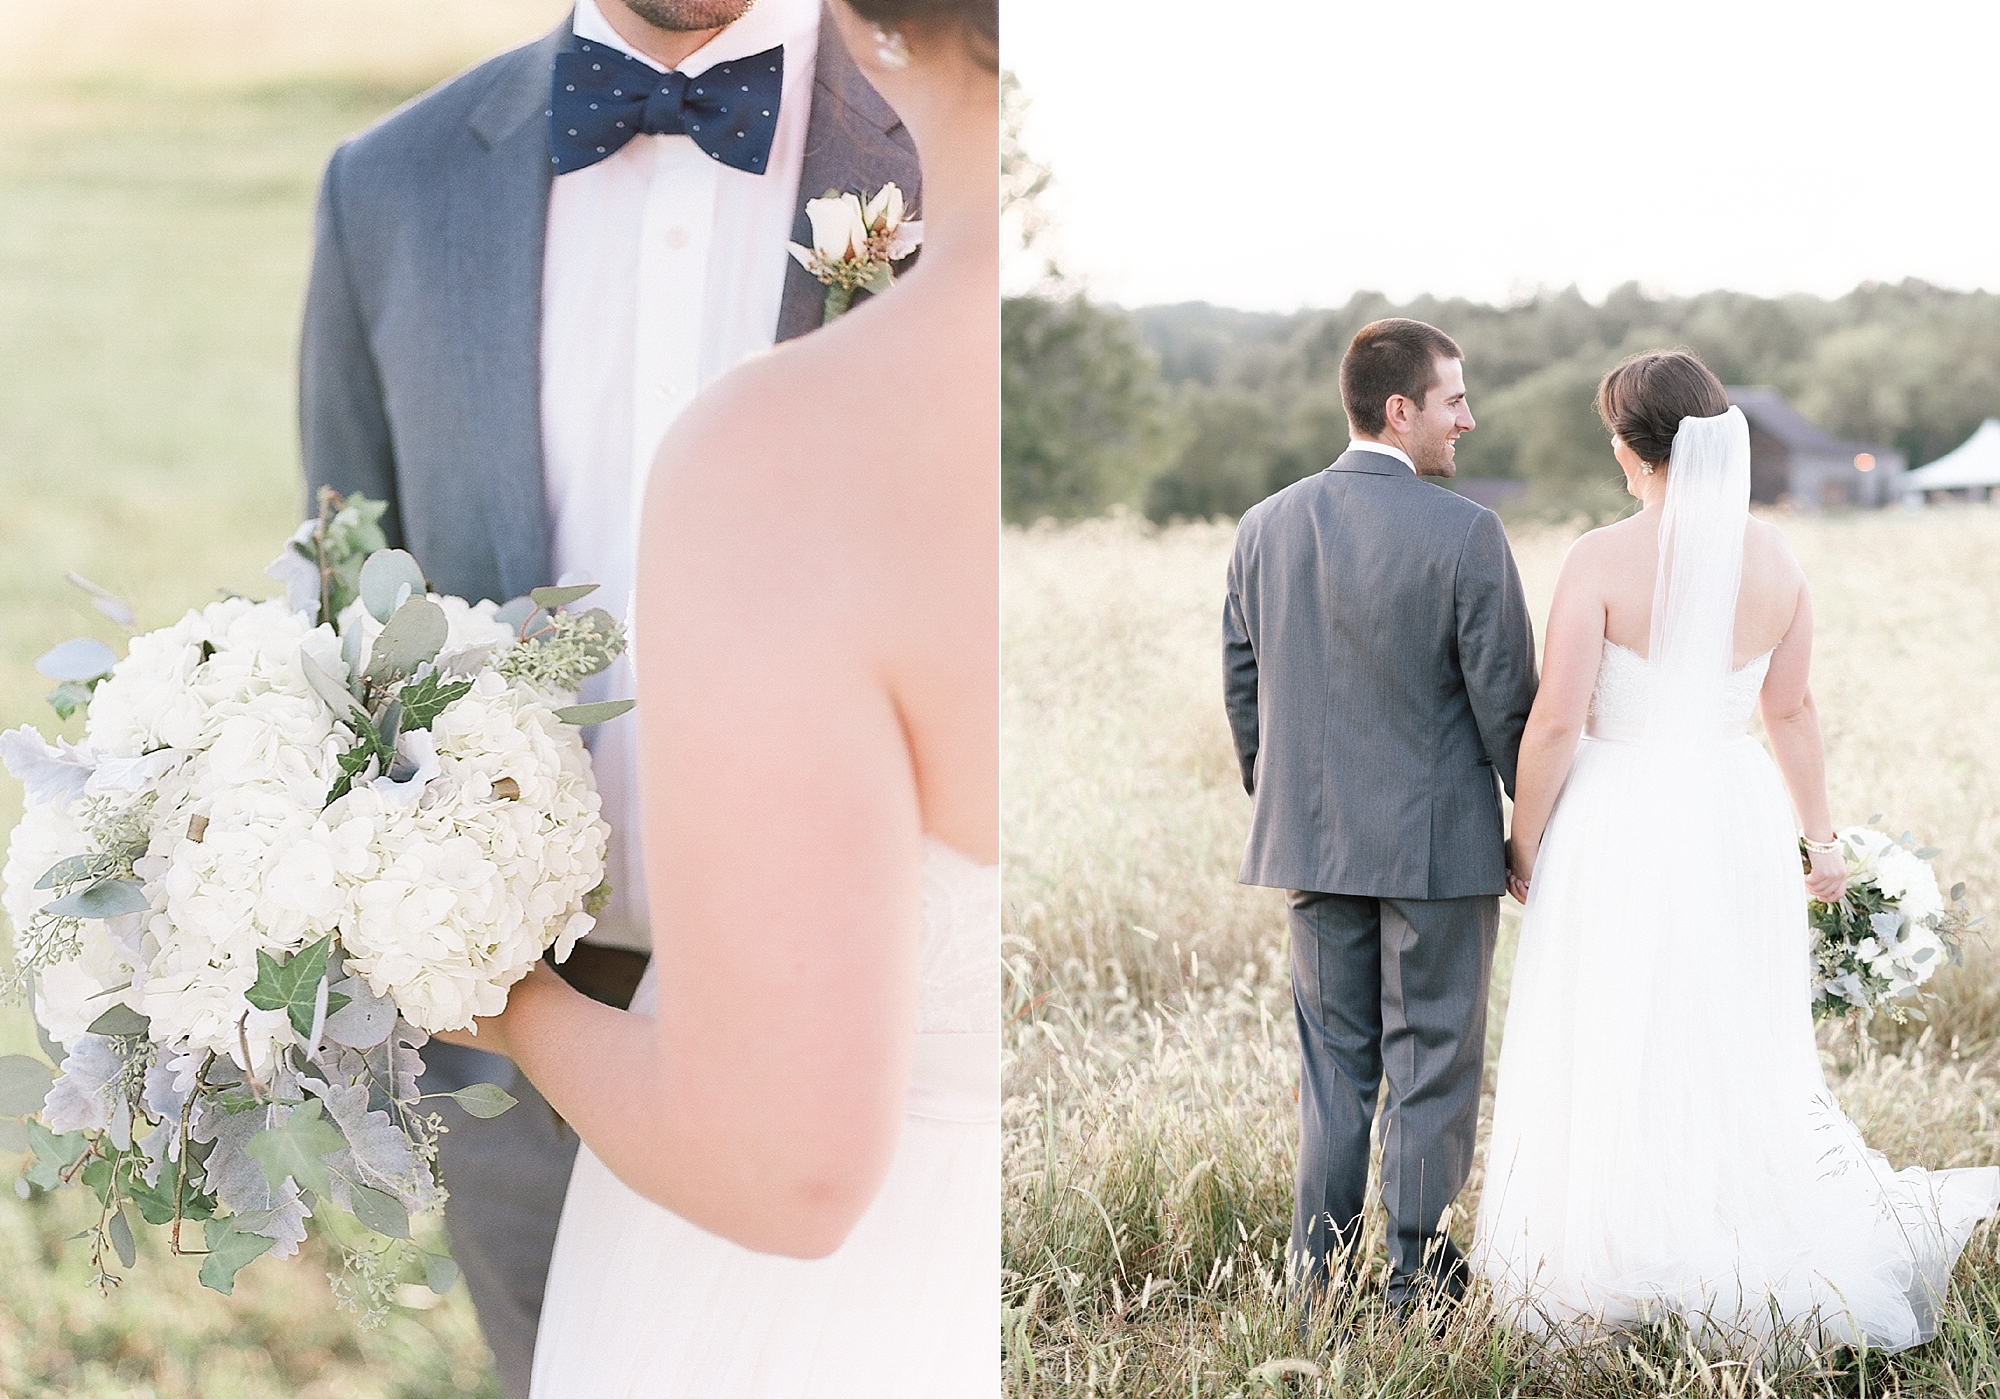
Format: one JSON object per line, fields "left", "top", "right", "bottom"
{"left": 1404, "top": 356, "right": 1474, "bottom": 478}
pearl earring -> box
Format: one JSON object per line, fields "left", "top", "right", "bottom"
{"left": 1642, "top": 464, "right": 1655, "bottom": 476}
{"left": 872, "top": 25, "right": 911, "bottom": 69}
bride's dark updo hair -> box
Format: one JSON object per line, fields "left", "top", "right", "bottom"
{"left": 1596, "top": 350, "right": 1730, "bottom": 467}
{"left": 846, "top": 0, "right": 997, "bottom": 70}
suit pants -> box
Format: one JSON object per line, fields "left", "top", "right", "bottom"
{"left": 423, "top": 1041, "right": 577, "bottom": 1399}
{"left": 1286, "top": 889, "right": 1497, "bottom": 1310}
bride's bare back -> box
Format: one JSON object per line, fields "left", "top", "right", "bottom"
{"left": 1592, "top": 510, "right": 1806, "bottom": 669}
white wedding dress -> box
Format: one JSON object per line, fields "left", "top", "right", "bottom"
{"left": 1471, "top": 409, "right": 1999, "bottom": 1355}
{"left": 529, "top": 837, "right": 999, "bottom": 1396}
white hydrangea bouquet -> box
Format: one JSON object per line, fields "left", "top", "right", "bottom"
{"left": 1806, "top": 820, "right": 1979, "bottom": 1026}
{"left": 0, "top": 490, "right": 626, "bottom": 1314}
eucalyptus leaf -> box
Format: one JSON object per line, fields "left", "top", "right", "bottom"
{"left": 86, "top": 1004, "right": 150, "bottom": 1038}
{"left": 553, "top": 699, "right": 636, "bottom": 727}
{"left": 424, "top": 1251, "right": 461, "bottom": 1295}
{"left": 66, "top": 572, "right": 136, "bottom": 628}
{"left": 35, "top": 637, "right": 119, "bottom": 683}
{"left": 108, "top": 1209, "right": 136, "bottom": 1268}
{"left": 449, "top": 1083, "right": 518, "bottom": 1119}
{"left": 198, "top": 1215, "right": 274, "bottom": 1295}
{"left": 244, "top": 1098, "right": 343, "bottom": 1201}
{"left": 364, "top": 598, "right": 449, "bottom": 684}
{"left": 0, "top": 1119, "right": 29, "bottom": 1153}
{"left": 530, "top": 583, "right": 599, "bottom": 609}
{"left": 348, "top": 1182, "right": 411, "bottom": 1239}
{"left": 0, "top": 1056, "right": 54, "bottom": 1116}
{"left": 35, "top": 854, "right": 113, "bottom": 890}
{"left": 494, "top": 596, "right": 538, "bottom": 631}
{"left": 359, "top": 550, "right": 427, "bottom": 625}
{"left": 44, "top": 878, "right": 150, "bottom": 919}
{"left": 300, "top": 652, "right": 366, "bottom": 728}
{"left": 1916, "top": 846, "right": 1943, "bottom": 860}
{"left": 1953, "top": 882, "right": 1967, "bottom": 902}
{"left": 341, "top": 621, "right": 366, "bottom": 680}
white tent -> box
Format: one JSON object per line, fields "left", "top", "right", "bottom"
{"left": 1903, "top": 418, "right": 2000, "bottom": 501}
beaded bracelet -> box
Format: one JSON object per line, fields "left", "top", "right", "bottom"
{"left": 1801, "top": 833, "right": 1841, "bottom": 855}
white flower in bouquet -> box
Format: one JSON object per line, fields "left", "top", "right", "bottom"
{"left": 1808, "top": 819, "right": 1978, "bottom": 1029}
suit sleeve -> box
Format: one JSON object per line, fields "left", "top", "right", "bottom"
{"left": 1455, "top": 509, "right": 1538, "bottom": 799}
{"left": 1222, "top": 546, "right": 1261, "bottom": 796}
{"left": 299, "top": 143, "right": 403, "bottom": 545}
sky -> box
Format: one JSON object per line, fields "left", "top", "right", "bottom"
{"left": 1002, "top": 0, "right": 2000, "bottom": 311}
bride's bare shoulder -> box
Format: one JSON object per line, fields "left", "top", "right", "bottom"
{"left": 650, "top": 280, "right": 992, "bottom": 531}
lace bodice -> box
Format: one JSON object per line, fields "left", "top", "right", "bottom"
{"left": 1586, "top": 640, "right": 1772, "bottom": 743}
{"left": 914, "top": 837, "right": 999, "bottom": 1035}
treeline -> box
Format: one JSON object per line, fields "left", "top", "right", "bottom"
{"left": 1002, "top": 281, "right": 2000, "bottom": 523}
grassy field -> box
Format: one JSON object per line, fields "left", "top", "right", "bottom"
{"left": 0, "top": 6, "right": 562, "bottom": 1392}
{"left": 1002, "top": 506, "right": 2000, "bottom": 1397}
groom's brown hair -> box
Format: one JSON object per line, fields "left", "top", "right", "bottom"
{"left": 1340, "top": 318, "right": 1463, "bottom": 438}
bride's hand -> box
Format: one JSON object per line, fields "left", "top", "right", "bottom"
{"left": 428, "top": 961, "right": 570, "bottom": 1059}
{"left": 1506, "top": 836, "right": 1536, "bottom": 903}
{"left": 1805, "top": 847, "right": 1848, "bottom": 904}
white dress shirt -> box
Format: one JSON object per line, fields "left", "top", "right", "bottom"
{"left": 1345, "top": 439, "right": 1415, "bottom": 473}
{"left": 541, "top": 0, "right": 821, "bottom": 951}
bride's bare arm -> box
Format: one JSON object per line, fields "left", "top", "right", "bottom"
{"left": 1757, "top": 583, "right": 1846, "bottom": 900}
{"left": 469, "top": 363, "right": 927, "bottom": 1260}
{"left": 1506, "top": 539, "right": 1606, "bottom": 882}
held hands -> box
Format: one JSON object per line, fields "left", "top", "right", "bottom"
{"left": 1505, "top": 835, "right": 1536, "bottom": 905}
{"left": 1804, "top": 846, "right": 1848, "bottom": 904}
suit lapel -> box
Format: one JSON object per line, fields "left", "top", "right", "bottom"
{"left": 776, "top": 8, "right": 921, "bottom": 342}
{"left": 453, "top": 19, "right": 570, "bottom": 601}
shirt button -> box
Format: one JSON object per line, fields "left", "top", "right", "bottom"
{"left": 663, "top": 227, "right": 690, "bottom": 249}
{"left": 653, "top": 381, "right": 676, "bottom": 399}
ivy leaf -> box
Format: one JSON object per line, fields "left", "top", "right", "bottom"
{"left": 25, "top": 1120, "right": 86, "bottom": 1190}
{"left": 397, "top": 672, "right": 474, "bottom": 732}
{"left": 198, "top": 1215, "right": 275, "bottom": 1295}
{"left": 424, "top": 1251, "right": 460, "bottom": 1295}
{"left": 530, "top": 583, "right": 599, "bottom": 609}
{"left": 244, "top": 1098, "right": 343, "bottom": 1201}
{"left": 244, "top": 935, "right": 338, "bottom": 1039}
{"left": 348, "top": 1182, "right": 411, "bottom": 1239}
{"left": 553, "top": 699, "right": 635, "bottom": 727}
{"left": 0, "top": 1056, "right": 54, "bottom": 1116}
{"left": 448, "top": 1083, "right": 518, "bottom": 1119}
{"left": 325, "top": 741, "right": 380, "bottom": 807}
{"left": 46, "top": 681, "right": 96, "bottom": 721}
{"left": 86, "top": 1004, "right": 150, "bottom": 1038}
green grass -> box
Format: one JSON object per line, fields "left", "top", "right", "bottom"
{"left": 1004, "top": 508, "right": 2000, "bottom": 1396}
{"left": 0, "top": 78, "right": 503, "bottom": 1396}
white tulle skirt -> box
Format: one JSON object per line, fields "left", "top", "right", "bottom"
{"left": 1472, "top": 733, "right": 1999, "bottom": 1354}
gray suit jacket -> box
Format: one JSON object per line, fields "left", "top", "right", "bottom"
{"left": 298, "top": 8, "right": 919, "bottom": 605}
{"left": 1223, "top": 450, "right": 1538, "bottom": 899}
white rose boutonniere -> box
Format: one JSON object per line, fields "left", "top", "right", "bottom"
{"left": 787, "top": 182, "right": 923, "bottom": 323}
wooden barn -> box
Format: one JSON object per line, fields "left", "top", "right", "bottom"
{"left": 1726, "top": 387, "right": 1905, "bottom": 509}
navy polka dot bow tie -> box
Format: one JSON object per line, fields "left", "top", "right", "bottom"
{"left": 547, "top": 39, "right": 784, "bottom": 176}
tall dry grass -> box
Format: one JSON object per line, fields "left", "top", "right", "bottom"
{"left": 1003, "top": 505, "right": 2000, "bottom": 1396}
